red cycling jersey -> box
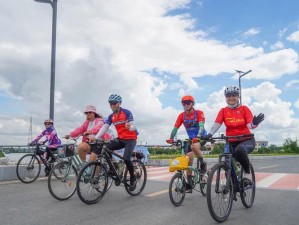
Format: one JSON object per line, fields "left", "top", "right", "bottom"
{"left": 174, "top": 109, "right": 205, "bottom": 128}
{"left": 215, "top": 105, "right": 253, "bottom": 141}
{"left": 106, "top": 108, "right": 137, "bottom": 140}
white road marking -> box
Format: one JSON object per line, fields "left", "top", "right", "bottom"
{"left": 258, "top": 165, "right": 279, "bottom": 170}
{"left": 145, "top": 189, "right": 169, "bottom": 197}
{"left": 256, "top": 173, "right": 286, "bottom": 188}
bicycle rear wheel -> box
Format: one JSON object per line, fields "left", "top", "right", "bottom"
{"left": 240, "top": 163, "right": 256, "bottom": 208}
{"left": 76, "top": 161, "right": 108, "bottom": 204}
{"left": 48, "top": 161, "right": 78, "bottom": 201}
{"left": 16, "top": 154, "right": 41, "bottom": 183}
{"left": 124, "top": 160, "right": 147, "bottom": 196}
{"left": 207, "top": 162, "right": 233, "bottom": 223}
{"left": 169, "top": 172, "right": 186, "bottom": 206}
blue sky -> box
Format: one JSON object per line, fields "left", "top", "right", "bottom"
{"left": 0, "top": 0, "right": 298, "bottom": 146}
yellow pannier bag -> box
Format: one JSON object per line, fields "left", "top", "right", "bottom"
{"left": 169, "top": 156, "right": 189, "bottom": 172}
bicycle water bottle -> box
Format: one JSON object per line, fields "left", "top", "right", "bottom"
{"left": 118, "top": 160, "right": 125, "bottom": 176}
{"left": 224, "top": 143, "right": 230, "bottom": 154}
{"left": 233, "top": 159, "right": 239, "bottom": 174}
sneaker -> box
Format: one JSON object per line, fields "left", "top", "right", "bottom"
{"left": 200, "top": 162, "right": 207, "bottom": 174}
{"left": 129, "top": 176, "right": 136, "bottom": 191}
{"left": 185, "top": 183, "right": 192, "bottom": 193}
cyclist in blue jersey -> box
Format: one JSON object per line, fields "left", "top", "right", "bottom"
{"left": 92, "top": 94, "right": 138, "bottom": 191}
{"left": 166, "top": 95, "right": 207, "bottom": 192}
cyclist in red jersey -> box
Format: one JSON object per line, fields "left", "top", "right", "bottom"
{"left": 92, "top": 94, "right": 138, "bottom": 191}
{"left": 166, "top": 95, "right": 208, "bottom": 192}
{"left": 204, "top": 86, "right": 264, "bottom": 173}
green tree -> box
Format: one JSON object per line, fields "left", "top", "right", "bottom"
{"left": 283, "top": 138, "right": 299, "bottom": 153}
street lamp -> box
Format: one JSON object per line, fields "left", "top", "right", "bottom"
{"left": 34, "top": 0, "right": 58, "bottom": 120}
{"left": 235, "top": 70, "right": 252, "bottom": 105}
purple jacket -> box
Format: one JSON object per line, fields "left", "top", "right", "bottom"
{"left": 31, "top": 126, "right": 61, "bottom": 148}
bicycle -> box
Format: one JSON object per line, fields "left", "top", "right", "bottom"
{"left": 168, "top": 139, "right": 209, "bottom": 206}
{"left": 206, "top": 134, "right": 256, "bottom": 223}
{"left": 16, "top": 143, "right": 62, "bottom": 183}
{"left": 48, "top": 137, "right": 114, "bottom": 201}
{"left": 76, "top": 139, "right": 147, "bottom": 204}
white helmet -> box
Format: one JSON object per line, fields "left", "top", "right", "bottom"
{"left": 224, "top": 86, "right": 240, "bottom": 96}
{"left": 44, "top": 119, "right": 54, "bottom": 124}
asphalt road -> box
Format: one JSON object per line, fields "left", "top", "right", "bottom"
{"left": 0, "top": 158, "right": 299, "bottom": 225}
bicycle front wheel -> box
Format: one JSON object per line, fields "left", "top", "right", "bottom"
{"left": 76, "top": 161, "right": 108, "bottom": 204}
{"left": 207, "top": 163, "right": 233, "bottom": 223}
{"left": 124, "top": 160, "right": 147, "bottom": 196}
{"left": 240, "top": 163, "right": 256, "bottom": 208}
{"left": 48, "top": 161, "right": 78, "bottom": 201}
{"left": 200, "top": 171, "right": 209, "bottom": 197}
{"left": 16, "top": 154, "right": 41, "bottom": 183}
{"left": 169, "top": 172, "right": 186, "bottom": 206}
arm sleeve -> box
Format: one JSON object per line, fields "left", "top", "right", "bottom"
{"left": 69, "top": 122, "right": 86, "bottom": 138}
{"left": 95, "top": 124, "right": 110, "bottom": 139}
{"left": 208, "top": 122, "right": 222, "bottom": 136}
{"left": 198, "top": 122, "right": 205, "bottom": 136}
{"left": 127, "top": 121, "right": 136, "bottom": 131}
{"left": 31, "top": 131, "right": 44, "bottom": 144}
{"left": 170, "top": 127, "right": 179, "bottom": 139}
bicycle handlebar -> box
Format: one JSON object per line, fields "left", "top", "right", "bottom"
{"left": 210, "top": 133, "right": 254, "bottom": 141}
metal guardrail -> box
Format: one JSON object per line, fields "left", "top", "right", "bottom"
{"left": 0, "top": 145, "right": 34, "bottom": 153}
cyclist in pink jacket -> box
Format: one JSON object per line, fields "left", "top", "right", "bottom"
{"left": 65, "top": 105, "right": 113, "bottom": 162}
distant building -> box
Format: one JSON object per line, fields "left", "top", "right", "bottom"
{"left": 255, "top": 141, "right": 269, "bottom": 151}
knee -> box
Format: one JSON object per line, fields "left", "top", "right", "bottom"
{"left": 191, "top": 142, "right": 200, "bottom": 151}
{"left": 78, "top": 143, "right": 90, "bottom": 153}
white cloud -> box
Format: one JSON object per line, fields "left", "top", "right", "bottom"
{"left": 242, "top": 28, "right": 260, "bottom": 38}
{"left": 287, "top": 30, "right": 299, "bottom": 43}
{"left": 0, "top": 0, "right": 298, "bottom": 147}
{"left": 270, "top": 41, "right": 284, "bottom": 50}
{"left": 286, "top": 79, "right": 299, "bottom": 88}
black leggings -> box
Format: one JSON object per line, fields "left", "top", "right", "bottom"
{"left": 231, "top": 137, "right": 256, "bottom": 173}
{"left": 45, "top": 147, "right": 57, "bottom": 160}
{"left": 106, "top": 139, "right": 136, "bottom": 180}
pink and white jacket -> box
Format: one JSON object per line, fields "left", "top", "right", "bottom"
{"left": 69, "top": 118, "right": 113, "bottom": 142}
{"left": 31, "top": 126, "right": 61, "bottom": 148}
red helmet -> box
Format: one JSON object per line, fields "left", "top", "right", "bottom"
{"left": 181, "top": 95, "right": 195, "bottom": 103}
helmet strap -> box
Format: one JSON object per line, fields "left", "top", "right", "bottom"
{"left": 227, "top": 102, "right": 240, "bottom": 109}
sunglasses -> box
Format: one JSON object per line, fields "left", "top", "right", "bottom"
{"left": 182, "top": 101, "right": 192, "bottom": 106}
{"left": 84, "top": 112, "right": 94, "bottom": 115}
{"left": 225, "top": 93, "right": 239, "bottom": 98}
{"left": 109, "top": 101, "right": 118, "bottom": 105}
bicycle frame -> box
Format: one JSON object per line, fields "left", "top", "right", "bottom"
{"left": 171, "top": 139, "right": 205, "bottom": 187}
{"left": 98, "top": 145, "right": 127, "bottom": 183}
{"left": 213, "top": 134, "right": 253, "bottom": 194}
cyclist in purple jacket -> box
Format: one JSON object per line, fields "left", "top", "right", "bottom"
{"left": 31, "top": 119, "right": 61, "bottom": 167}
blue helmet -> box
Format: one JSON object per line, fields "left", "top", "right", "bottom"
{"left": 108, "top": 94, "right": 122, "bottom": 103}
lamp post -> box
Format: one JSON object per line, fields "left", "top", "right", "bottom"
{"left": 235, "top": 70, "right": 252, "bottom": 105}
{"left": 34, "top": 0, "right": 58, "bottom": 120}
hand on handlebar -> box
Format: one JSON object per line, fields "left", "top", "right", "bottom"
{"left": 166, "top": 139, "right": 173, "bottom": 144}
{"left": 64, "top": 135, "right": 70, "bottom": 140}
{"left": 192, "top": 138, "right": 199, "bottom": 143}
